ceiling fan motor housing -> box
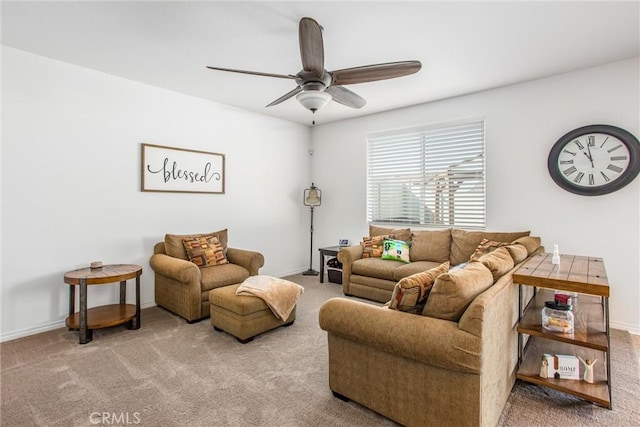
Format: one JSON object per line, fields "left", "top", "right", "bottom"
{"left": 296, "top": 70, "right": 332, "bottom": 91}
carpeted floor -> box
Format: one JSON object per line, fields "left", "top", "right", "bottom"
{"left": 1, "top": 274, "right": 638, "bottom": 426}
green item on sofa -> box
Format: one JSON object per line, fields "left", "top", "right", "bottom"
{"left": 381, "top": 239, "right": 411, "bottom": 263}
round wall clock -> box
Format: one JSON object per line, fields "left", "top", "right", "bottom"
{"left": 547, "top": 124, "right": 640, "bottom": 196}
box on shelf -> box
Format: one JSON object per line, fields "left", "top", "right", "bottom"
{"left": 327, "top": 268, "right": 342, "bottom": 284}
{"left": 543, "top": 354, "right": 580, "bottom": 380}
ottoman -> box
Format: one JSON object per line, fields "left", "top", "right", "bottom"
{"left": 209, "top": 283, "right": 296, "bottom": 343}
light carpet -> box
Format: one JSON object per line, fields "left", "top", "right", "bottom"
{"left": 1, "top": 274, "right": 638, "bottom": 426}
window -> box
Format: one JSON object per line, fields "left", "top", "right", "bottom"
{"left": 367, "top": 119, "right": 485, "bottom": 229}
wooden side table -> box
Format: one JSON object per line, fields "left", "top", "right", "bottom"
{"left": 64, "top": 264, "right": 142, "bottom": 344}
{"left": 513, "top": 253, "right": 611, "bottom": 408}
{"left": 318, "top": 246, "right": 340, "bottom": 283}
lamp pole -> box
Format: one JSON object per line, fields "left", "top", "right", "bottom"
{"left": 303, "top": 183, "right": 321, "bottom": 276}
{"left": 303, "top": 205, "right": 318, "bottom": 275}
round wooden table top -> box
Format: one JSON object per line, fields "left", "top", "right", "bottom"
{"left": 64, "top": 264, "right": 142, "bottom": 285}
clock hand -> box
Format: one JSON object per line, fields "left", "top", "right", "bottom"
{"left": 584, "top": 145, "right": 595, "bottom": 168}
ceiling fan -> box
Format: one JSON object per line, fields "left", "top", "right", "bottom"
{"left": 206, "top": 17, "right": 421, "bottom": 123}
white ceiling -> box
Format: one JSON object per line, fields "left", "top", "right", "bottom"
{"left": 2, "top": 1, "right": 639, "bottom": 126}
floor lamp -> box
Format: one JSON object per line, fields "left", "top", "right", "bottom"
{"left": 303, "top": 183, "right": 321, "bottom": 276}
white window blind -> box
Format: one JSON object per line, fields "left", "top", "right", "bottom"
{"left": 367, "top": 120, "right": 486, "bottom": 229}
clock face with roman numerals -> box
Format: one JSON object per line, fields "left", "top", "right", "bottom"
{"left": 548, "top": 125, "right": 640, "bottom": 196}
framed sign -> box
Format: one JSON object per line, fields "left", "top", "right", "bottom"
{"left": 141, "top": 143, "right": 225, "bottom": 194}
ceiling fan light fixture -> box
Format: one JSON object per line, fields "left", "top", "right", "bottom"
{"left": 296, "top": 90, "right": 332, "bottom": 112}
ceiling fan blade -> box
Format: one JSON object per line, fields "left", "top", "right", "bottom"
{"left": 266, "top": 87, "right": 303, "bottom": 107}
{"left": 206, "top": 66, "right": 296, "bottom": 80}
{"left": 325, "top": 86, "right": 366, "bottom": 109}
{"left": 331, "top": 61, "right": 422, "bottom": 86}
{"left": 299, "top": 17, "right": 324, "bottom": 77}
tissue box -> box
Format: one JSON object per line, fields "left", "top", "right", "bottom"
{"left": 544, "top": 354, "right": 580, "bottom": 380}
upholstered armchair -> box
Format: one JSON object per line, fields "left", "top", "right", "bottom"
{"left": 150, "top": 229, "right": 264, "bottom": 322}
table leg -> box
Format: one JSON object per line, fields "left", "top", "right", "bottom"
{"left": 319, "top": 250, "right": 325, "bottom": 283}
{"left": 68, "top": 285, "right": 76, "bottom": 327}
{"left": 119, "top": 280, "right": 126, "bottom": 305}
{"left": 133, "top": 273, "right": 141, "bottom": 330}
{"left": 79, "top": 279, "right": 92, "bottom": 344}
{"left": 604, "top": 296, "right": 612, "bottom": 409}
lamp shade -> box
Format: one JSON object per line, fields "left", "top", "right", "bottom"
{"left": 296, "top": 90, "right": 332, "bottom": 112}
{"left": 304, "top": 183, "right": 322, "bottom": 207}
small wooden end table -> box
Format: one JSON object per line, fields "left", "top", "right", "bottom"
{"left": 64, "top": 264, "right": 142, "bottom": 344}
{"left": 318, "top": 246, "right": 340, "bottom": 283}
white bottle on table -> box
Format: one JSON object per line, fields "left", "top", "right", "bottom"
{"left": 552, "top": 244, "right": 560, "bottom": 265}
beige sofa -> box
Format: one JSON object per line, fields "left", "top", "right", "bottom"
{"left": 150, "top": 229, "right": 265, "bottom": 322}
{"left": 338, "top": 226, "right": 531, "bottom": 303}
{"left": 320, "top": 227, "right": 542, "bottom": 427}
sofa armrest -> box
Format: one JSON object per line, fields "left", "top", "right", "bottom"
{"left": 153, "top": 242, "right": 166, "bottom": 255}
{"left": 319, "top": 297, "right": 481, "bottom": 374}
{"left": 150, "top": 253, "right": 201, "bottom": 284}
{"left": 337, "top": 245, "right": 363, "bottom": 295}
{"left": 226, "top": 247, "right": 265, "bottom": 276}
{"left": 337, "top": 244, "right": 363, "bottom": 265}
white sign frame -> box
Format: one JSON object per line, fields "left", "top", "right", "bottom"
{"left": 141, "top": 143, "right": 225, "bottom": 194}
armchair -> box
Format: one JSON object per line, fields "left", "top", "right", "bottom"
{"left": 150, "top": 229, "right": 265, "bottom": 322}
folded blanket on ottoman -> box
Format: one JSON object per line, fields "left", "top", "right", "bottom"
{"left": 236, "top": 275, "right": 304, "bottom": 320}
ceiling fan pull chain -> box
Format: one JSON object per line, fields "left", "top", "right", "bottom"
{"left": 312, "top": 111, "right": 316, "bottom": 126}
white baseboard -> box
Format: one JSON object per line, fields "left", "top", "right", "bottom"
{"left": 0, "top": 301, "right": 157, "bottom": 343}
{"left": 611, "top": 321, "right": 640, "bottom": 335}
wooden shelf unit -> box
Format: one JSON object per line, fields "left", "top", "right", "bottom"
{"left": 513, "top": 253, "right": 612, "bottom": 409}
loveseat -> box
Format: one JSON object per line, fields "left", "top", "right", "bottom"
{"left": 319, "top": 226, "right": 542, "bottom": 427}
{"left": 150, "top": 229, "right": 264, "bottom": 322}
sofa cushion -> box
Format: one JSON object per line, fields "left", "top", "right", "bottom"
{"left": 505, "top": 244, "right": 528, "bottom": 264}
{"left": 450, "top": 229, "right": 530, "bottom": 266}
{"left": 475, "top": 247, "right": 514, "bottom": 281}
{"left": 388, "top": 262, "right": 450, "bottom": 313}
{"left": 361, "top": 235, "right": 388, "bottom": 258}
{"left": 352, "top": 258, "right": 402, "bottom": 281}
{"left": 200, "top": 263, "right": 250, "bottom": 295}
{"left": 381, "top": 239, "right": 411, "bottom": 263}
{"left": 469, "top": 238, "right": 509, "bottom": 261}
{"left": 513, "top": 236, "right": 542, "bottom": 255}
{"left": 369, "top": 225, "right": 412, "bottom": 242}
{"left": 182, "top": 235, "right": 228, "bottom": 267}
{"left": 422, "top": 262, "right": 494, "bottom": 321}
{"left": 165, "top": 229, "right": 228, "bottom": 260}
{"left": 393, "top": 261, "right": 445, "bottom": 281}
{"left": 409, "top": 229, "right": 452, "bottom": 263}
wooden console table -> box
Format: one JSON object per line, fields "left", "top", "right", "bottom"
{"left": 64, "top": 264, "right": 142, "bottom": 344}
{"left": 513, "top": 253, "right": 611, "bottom": 408}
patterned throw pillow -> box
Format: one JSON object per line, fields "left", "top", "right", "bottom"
{"left": 182, "top": 235, "right": 228, "bottom": 267}
{"left": 381, "top": 239, "right": 411, "bottom": 263}
{"left": 388, "top": 262, "right": 450, "bottom": 313}
{"left": 469, "top": 239, "right": 509, "bottom": 261}
{"left": 361, "top": 235, "right": 389, "bottom": 258}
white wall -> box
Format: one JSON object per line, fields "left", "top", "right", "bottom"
{"left": 311, "top": 57, "right": 640, "bottom": 333}
{"left": 1, "top": 47, "right": 312, "bottom": 340}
